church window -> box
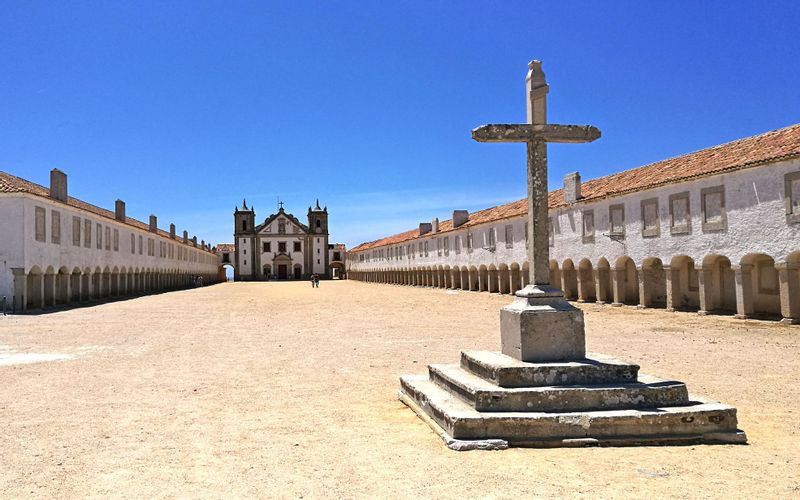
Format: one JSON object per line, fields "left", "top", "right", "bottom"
{"left": 609, "top": 204, "right": 625, "bottom": 237}
{"left": 51, "top": 210, "right": 60, "bottom": 244}
{"left": 467, "top": 233, "right": 473, "bottom": 253}
{"left": 701, "top": 186, "right": 726, "bottom": 232}
{"left": 294, "top": 242, "right": 301, "bottom": 252}
{"left": 105, "top": 226, "right": 111, "bottom": 250}
{"left": 785, "top": 172, "right": 800, "bottom": 224}
{"left": 582, "top": 210, "right": 594, "bottom": 243}
{"left": 317, "top": 248, "right": 320, "bottom": 254}
{"left": 278, "top": 220, "right": 286, "bottom": 234}
{"left": 242, "top": 220, "right": 248, "bottom": 231}
{"left": 316, "top": 219, "right": 321, "bottom": 228}
{"left": 279, "top": 242, "right": 287, "bottom": 252}
{"left": 640, "top": 198, "right": 660, "bottom": 238}
{"left": 73, "top": 216, "right": 81, "bottom": 246}
{"left": 454, "top": 235, "right": 461, "bottom": 254}
{"left": 264, "top": 242, "right": 271, "bottom": 252}
{"left": 317, "top": 259, "right": 320, "bottom": 264}
{"left": 669, "top": 192, "right": 691, "bottom": 235}
{"left": 505, "top": 225, "right": 513, "bottom": 249}
{"left": 34, "top": 206, "right": 46, "bottom": 242}
{"left": 84, "top": 219, "right": 92, "bottom": 248}
{"left": 113, "top": 229, "right": 119, "bottom": 251}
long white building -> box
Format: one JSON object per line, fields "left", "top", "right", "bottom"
{"left": 347, "top": 124, "right": 800, "bottom": 325}
{"left": 0, "top": 169, "right": 220, "bottom": 312}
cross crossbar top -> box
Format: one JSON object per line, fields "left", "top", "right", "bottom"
{"left": 471, "top": 124, "right": 601, "bottom": 144}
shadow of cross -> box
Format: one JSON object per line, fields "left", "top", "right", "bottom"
{"left": 471, "top": 60, "right": 601, "bottom": 291}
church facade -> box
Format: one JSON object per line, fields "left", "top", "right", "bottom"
{"left": 232, "top": 201, "right": 331, "bottom": 281}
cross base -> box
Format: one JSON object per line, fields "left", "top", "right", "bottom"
{"left": 500, "top": 286, "right": 586, "bottom": 362}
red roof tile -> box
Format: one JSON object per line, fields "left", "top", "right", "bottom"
{"left": 351, "top": 123, "right": 800, "bottom": 253}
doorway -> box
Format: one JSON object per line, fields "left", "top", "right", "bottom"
{"left": 278, "top": 265, "right": 288, "bottom": 279}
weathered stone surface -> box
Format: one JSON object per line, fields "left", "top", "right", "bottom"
{"left": 500, "top": 291, "right": 586, "bottom": 362}
{"left": 460, "top": 350, "right": 639, "bottom": 388}
{"left": 400, "top": 376, "right": 744, "bottom": 445}
{"left": 429, "top": 364, "right": 688, "bottom": 412}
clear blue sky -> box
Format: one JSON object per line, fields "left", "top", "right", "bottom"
{"left": 2, "top": 1, "right": 799, "bottom": 248}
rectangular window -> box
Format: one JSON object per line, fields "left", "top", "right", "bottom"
{"left": 525, "top": 222, "right": 529, "bottom": 249}
{"left": 454, "top": 235, "right": 461, "bottom": 254}
{"left": 436, "top": 238, "right": 442, "bottom": 256}
{"left": 609, "top": 204, "right": 625, "bottom": 237}
{"left": 444, "top": 237, "right": 450, "bottom": 256}
{"left": 486, "top": 228, "right": 496, "bottom": 250}
{"left": 73, "top": 216, "right": 81, "bottom": 246}
{"left": 84, "top": 219, "right": 92, "bottom": 248}
{"left": 505, "top": 225, "right": 513, "bottom": 249}
{"left": 105, "top": 226, "right": 111, "bottom": 250}
{"left": 467, "top": 233, "right": 473, "bottom": 253}
{"left": 148, "top": 238, "right": 154, "bottom": 256}
{"left": 785, "top": 171, "right": 800, "bottom": 224}
{"left": 278, "top": 242, "right": 287, "bottom": 252}
{"left": 113, "top": 229, "right": 119, "bottom": 251}
{"left": 423, "top": 241, "right": 429, "bottom": 257}
{"left": 582, "top": 210, "right": 595, "bottom": 243}
{"left": 96, "top": 223, "right": 102, "bottom": 249}
{"left": 294, "top": 242, "right": 301, "bottom": 252}
{"left": 138, "top": 235, "right": 143, "bottom": 254}
{"left": 640, "top": 198, "right": 660, "bottom": 238}
{"left": 701, "top": 186, "right": 726, "bottom": 232}
{"left": 51, "top": 210, "right": 60, "bottom": 244}
{"left": 34, "top": 206, "right": 46, "bottom": 242}
{"left": 669, "top": 192, "right": 691, "bottom": 235}
{"left": 131, "top": 234, "right": 136, "bottom": 254}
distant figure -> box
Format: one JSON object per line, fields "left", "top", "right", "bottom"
{"left": 314, "top": 274, "right": 320, "bottom": 288}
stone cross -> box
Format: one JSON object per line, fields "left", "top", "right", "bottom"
{"left": 472, "top": 61, "right": 600, "bottom": 289}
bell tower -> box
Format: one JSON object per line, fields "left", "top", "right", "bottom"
{"left": 233, "top": 199, "right": 256, "bottom": 280}
{"left": 307, "top": 199, "right": 330, "bottom": 277}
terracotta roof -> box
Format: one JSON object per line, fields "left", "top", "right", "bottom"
{"left": 350, "top": 123, "right": 800, "bottom": 253}
{"left": 216, "top": 243, "right": 235, "bottom": 253}
{"left": 0, "top": 170, "right": 216, "bottom": 254}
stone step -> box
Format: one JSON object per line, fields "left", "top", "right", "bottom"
{"left": 460, "top": 350, "right": 640, "bottom": 388}
{"left": 429, "top": 364, "right": 690, "bottom": 412}
{"left": 399, "top": 375, "right": 745, "bottom": 448}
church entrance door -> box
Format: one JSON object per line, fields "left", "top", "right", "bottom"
{"left": 277, "top": 265, "right": 288, "bottom": 280}
{"left": 294, "top": 266, "right": 302, "bottom": 280}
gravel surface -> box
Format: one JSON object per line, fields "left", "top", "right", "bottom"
{"left": 0, "top": 280, "right": 797, "bottom": 498}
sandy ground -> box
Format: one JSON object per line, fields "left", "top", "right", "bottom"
{"left": 0, "top": 280, "right": 798, "bottom": 499}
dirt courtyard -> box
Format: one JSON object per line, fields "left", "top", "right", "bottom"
{"left": 0, "top": 281, "right": 798, "bottom": 498}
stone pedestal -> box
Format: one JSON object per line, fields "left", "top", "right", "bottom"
{"left": 500, "top": 285, "right": 585, "bottom": 362}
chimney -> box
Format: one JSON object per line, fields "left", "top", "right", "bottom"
{"left": 149, "top": 215, "right": 157, "bottom": 233}
{"left": 49, "top": 169, "right": 68, "bottom": 202}
{"left": 169, "top": 223, "right": 176, "bottom": 239}
{"left": 201, "top": 239, "right": 205, "bottom": 248}
{"left": 115, "top": 199, "right": 126, "bottom": 222}
{"left": 183, "top": 230, "right": 188, "bottom": 244}
{"left": 419, "top": 222, "right": 432, "bottom": 236}
{"left": 563, "top": 172, "right": 581, "bottom": 204}
{"left": 192, "top": 236, "right": 197, "bottom": 247}
{"left": 453, "top": 210, "right": 469, "bottom": 228}
{"left": 431, "top": 218, "right": 439, "bottom": 233}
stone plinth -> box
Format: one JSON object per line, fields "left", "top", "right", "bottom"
{"left": 500, "top": 285, "right": 585, "bottom": 362}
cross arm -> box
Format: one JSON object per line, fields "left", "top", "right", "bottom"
{"left": 472, "top": 124, "right": 601, "bottom": 143}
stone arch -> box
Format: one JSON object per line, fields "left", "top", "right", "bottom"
{"left": 612, "top": 256, "right": 639, "bottom": 306}
{"left": 577, "top": 259, "right": 596, "bottom": 302}
{"left": 595, "top": 258, "right": 612, "bottom": 304}
{"left": 699, "top": 255, "right": 736, "bottom": 314}
{"left": 549, "top": 260, "right": 561, "bottom": 291}
{"left": 739, "top": 253, "right": 781, "bottom": 318}
{"left": 56, "top": 266, "right": 70, "bottom": 306}
{"left": 561, "top": 259, "right": 578, "bottom": 300}
{"left": 70, "top": 267, "right": 82, "bottom": 303}
{"left": 42, "top": 265, "right": 56, "bottom": 308}
{"left": 510, "top": 262, "right": 522, "bottom": 295}
{"left": 639, "top": 257, "right": 667, "bottom": 308}
{"left": 26, "top": 265, "right": 44, "bottom": 310}
{"left": 667, "top": 255, "right": 699, "bottom": 311}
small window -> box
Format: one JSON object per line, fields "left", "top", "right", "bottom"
{"left": 467, "top": 233, "right": 473, "bottom": 253}
{"left": 609, "top": 204, "right": 625, "bottom": 237}
{"left": 294, "top": 242, "right": 301, "bottom": 252}
{"left": 582, "top": 210, "right": 595, "bottom": 243}
{"left": 34, "top": 206, "right": 46, "bottom": 242}
{"left": 505, "top": 225, "right": 513, "bottom": 249}
{"left": 51, "top": 210, "right": 61, "bottom": 244}
{"left": 264, "top": 242, "right": 271, "bottom": 252}
{"left": 701, "top": 186, "right": 726, "bottom": 232}
{"left": 73, "top": 216, "right": 82, "bottom": 246}
{"left": 640, "top": 198, "right": 660, "bottom": 238}
{"left": 84, "top": 219, "right": 92, "bottom": 248}
{"left": 113, "top": 229, "right": 119, "bottom": 251}
{"left": 316, "top": 219, "right": 321, "bottom": 228}
{"left": 105, "top": 226, "right": 111, "bottom": 250}
{"left": 486, "top": 228, "right": 496, "bottom": 250}
{"left": 785, "top": 171, "right": 800, "bottom": 224}
{"left": 454, "top": 235, "right": 461, "bottom": 254}
{"left": 278, "top": 242, "right": 287, "bottom": 252}
{"left": 444, "top": 237, "right": 450, "bottom": 256}
{"left": 96, "top": 223, "right": 102, "bottom": 249}
{"left": 139, "top": 235, "right": 143, "bottom": 255}
{"left": 436, "top": 238, "right": 442, "bottom": 256}
{"left": 424, "top": 241, "right": 429, "bottom": 257}
{"left": 131, "top": 234, "right": 136, "bottom": 253}
{"left": 669, "top": 192, "right": 691, "bottom": 235}
{"left": 242, "top": 220, "right": 248, "bottom": 231}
